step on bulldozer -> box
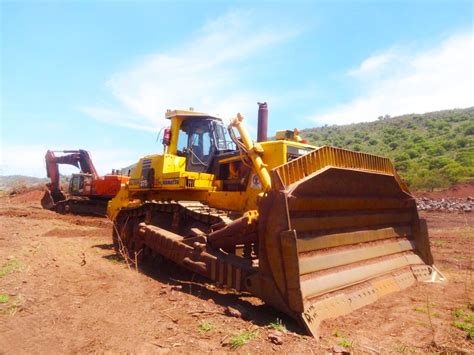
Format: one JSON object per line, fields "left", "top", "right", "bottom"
{"left": 108, "top": 103, "right": 444, "bottom": 337}
{"left": 41, "top": 149, "right": 129, "bottom": 216}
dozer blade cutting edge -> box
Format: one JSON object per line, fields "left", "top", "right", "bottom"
{"left": 250, "top": 145, "right": 444, "bottom": 336}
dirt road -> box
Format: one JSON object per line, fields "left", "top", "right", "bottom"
{"left": 0, "top": 189, "right": 472, "bottom": 353}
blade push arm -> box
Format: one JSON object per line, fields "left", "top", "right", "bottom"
{"left": 228, "top": 114, "right": 272, "bottom": 192}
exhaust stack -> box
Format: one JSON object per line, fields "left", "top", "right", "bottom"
{"left": 257, "top": 102, "right": 268, "bottom": 142}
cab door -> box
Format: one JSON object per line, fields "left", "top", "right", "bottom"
{"left": 185, "top": 120, "right": 215, "bottom": 173}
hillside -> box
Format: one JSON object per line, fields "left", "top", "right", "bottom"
{"left": 0, "top": 175, "right": 48, "bottom": 192}
{"left": 300, "top": 107, "right": 474, "bottom": 190}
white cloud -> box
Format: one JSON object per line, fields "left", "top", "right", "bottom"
{"left": 311, "top": 32, "right": 474, "bottom": 125}
{"left": 84, "top": 10, "right": 297, "bottom": 130}
{"left": 348, "top": 51, "right": 396, "bottom": 77}
{"left": 80, "top": 106, "right": 157, "bottom": 132}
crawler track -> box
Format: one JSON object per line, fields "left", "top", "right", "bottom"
{"left": 55, "top": 198, "right": 108, "bottom": 216}
{"left": 113, "top": 200, "right": 259, "bottom": 291}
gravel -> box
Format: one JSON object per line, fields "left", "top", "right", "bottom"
{"left": 416, "top": 196, "right": 473, "bottom": 213}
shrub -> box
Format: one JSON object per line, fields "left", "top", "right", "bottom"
{"left": 428, "top": 157, "right": 451, "bottom": 170}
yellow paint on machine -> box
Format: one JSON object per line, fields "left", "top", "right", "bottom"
{"left": 107, "top": 108, "right": 443, "bottom": 339}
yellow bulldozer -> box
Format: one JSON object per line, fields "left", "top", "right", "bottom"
{"left": 107, "top": 103, "right": 443, "bottom": 337}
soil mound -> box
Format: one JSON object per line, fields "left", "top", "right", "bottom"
{"left": 8, "top": 186, "right": 46, "bottom": 204}
{"left": 415, "top": 181, "right": 474, "bottom": 199}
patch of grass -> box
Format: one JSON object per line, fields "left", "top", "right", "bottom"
{"left": 0, "top": 259, "right": 22, "bottom": 278}
{"left": 452, "top": 308, "right": 465, "bottom": 318}
{"left": 464, "top": 314, "right": 474, "bottom": 323}
{"left": 229, "top": 330, "right": 258, "bottom": 349}
{"left": 107, "top": 255, "right": 125, "bottom": 265}
{"left": 431, "top": 240, "right": 444, "bottom": 247}
{"left": 332, "top": 329, "right": 342, "bottom": 337}
{"left": 451, "top": 305, "right": 474, "bottom": 339}
{"left": 268, "top": 318, "right": 287, "bottom": 333}
{"left": 394, "top": 343, "right": 416, "bottom": 353}
{"left": 452, "top": 321, "right": 471, "bottom": 331}
{"left": 452, "top": 321, "right": 474, "bottom": 339}
{"left": 0, "top": 294, "right": 10, "bottom": 303}
{"left": 198, "top": 320, "right": 213, "bottom": 332}
{"left": 414, "top": 306, "right": 427, "bottom": 313}
{"left": 337, "top": 338, "right": 353, "bottom": 349}
{"left": 0, "top": 294, "right": 23, "bottom": 316}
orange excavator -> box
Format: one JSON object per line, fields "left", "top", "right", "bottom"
{"left": 41, "top": 149, "right": 129, "bottom": 216}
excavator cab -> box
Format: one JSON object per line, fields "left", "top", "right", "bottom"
{"left": 68, "top": 173, "right": 94, "bottom": 195}
{"left": 69, "top": 174, "right": 83, "bottom": 194}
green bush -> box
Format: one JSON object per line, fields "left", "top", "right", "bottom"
{"left": 407, "top": 149, "right": 419, "bottom": 159}
{"left": 455, "top": 150, "right": 474, "bottom": 167}
{"left": 389, "top": 142, "right": 399, "bottom": 150}
{"left": 441, "top": 163, "right": 473, "bottom": 184}
{"left": 428, "top": 157, "right": 451, "bottom": 170}
{"left": 456, "top": 138, "right": 468, "bottom": 148}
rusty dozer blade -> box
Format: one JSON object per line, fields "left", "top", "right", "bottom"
{"left": 247, "top": 146, "right": 444, "bottom": 337}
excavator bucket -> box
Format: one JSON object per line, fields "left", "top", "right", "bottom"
{"left": 249, "top": 146, "right": 443, "bottom": 337}
{"left": 40, "top": 187, "right": 67, "bottom": 211}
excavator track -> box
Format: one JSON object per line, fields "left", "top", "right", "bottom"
{"left": 55, "top": 198, "right": 109, "bottom": 216}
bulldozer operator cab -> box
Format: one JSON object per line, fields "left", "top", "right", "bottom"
{"left": 173, "top": 114, "right": 233, "bottom": 173}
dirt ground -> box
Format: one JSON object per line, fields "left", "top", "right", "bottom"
{"left": 415, "top": 182, "right": 474, "bottom": 199}
{"left": 0, "top": 189, "right": 472, "bottom": 353}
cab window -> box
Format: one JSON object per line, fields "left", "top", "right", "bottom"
{"left": 177, "top": 128, "right": 189, "bottom": 155}
{"left": 188, "top": 121, "right": 214, "bottom": 165}
{"left": 214, "top": 123, "right": 230, "bottom": 150}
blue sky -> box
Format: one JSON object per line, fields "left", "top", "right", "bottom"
{"left": 1, "top": 1, "right": 473, "bottom": 177}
